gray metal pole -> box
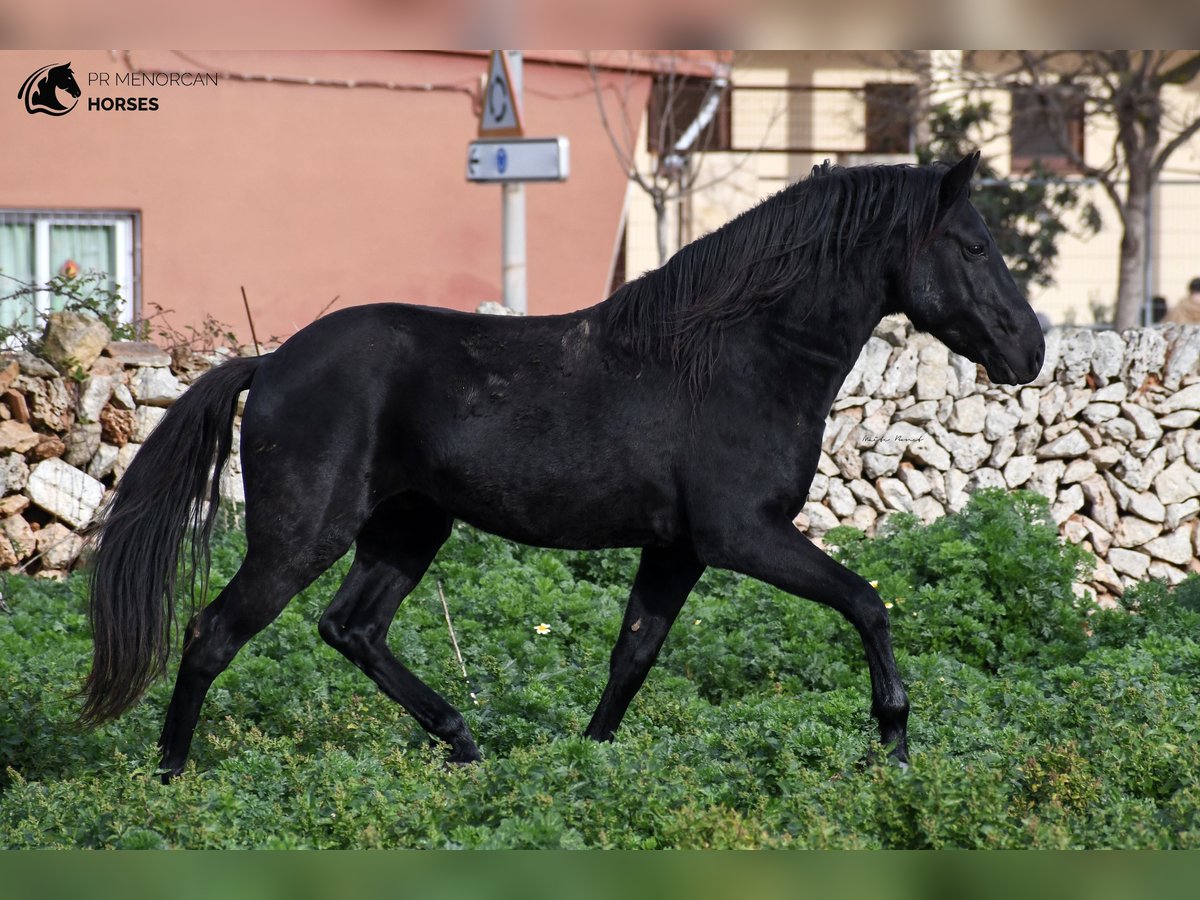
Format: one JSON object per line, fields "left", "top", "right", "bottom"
{"left": 502, "top": 51, "right": 527, "bottom": 313}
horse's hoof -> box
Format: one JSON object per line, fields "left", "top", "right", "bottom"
{"left": 447, "top": 746, "right": 483, "bottom": 766}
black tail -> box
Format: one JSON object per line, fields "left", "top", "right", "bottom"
{"left": 80, "top": 356, "right": 261, "bottom": 725}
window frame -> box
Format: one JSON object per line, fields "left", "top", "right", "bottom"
{"left": 0, "top": 208, "right": 141, "bottom": 326}
{"left": 1009, "top": 83, "right": 1087, "bottom": 175}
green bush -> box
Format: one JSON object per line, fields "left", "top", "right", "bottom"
{"left": 1, "top": 490, "right": 1198, "bottom": 848}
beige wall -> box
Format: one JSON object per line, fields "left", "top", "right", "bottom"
{"left": 1, "top": 50, "right": 649, "bottom": 340}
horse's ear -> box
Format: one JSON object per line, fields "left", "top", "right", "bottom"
{"left": 938, "top": 151, "right": 980, "bottom": 212}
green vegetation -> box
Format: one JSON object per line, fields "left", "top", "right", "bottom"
{"left": 2, "top": 490, "right": 1198, "bottom": 848}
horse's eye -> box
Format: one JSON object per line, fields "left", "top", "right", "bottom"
{"left": 966, "top": 242, "right": 986, "bottom": 257}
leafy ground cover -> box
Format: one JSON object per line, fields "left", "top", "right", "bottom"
{"left": 1, "top": 491, "right": 1198, "bottom": 848}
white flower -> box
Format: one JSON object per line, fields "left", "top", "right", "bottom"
{"left": 534, "top": 623, "right": 551, "bottom": 635}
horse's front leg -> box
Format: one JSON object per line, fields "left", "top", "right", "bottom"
{"left": 705, "top": 515, "right": 910, "bottom": 764}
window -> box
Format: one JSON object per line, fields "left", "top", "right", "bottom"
{"left": 647, "top": 75, "right": 732, "bottom": 155}
{"left": 864, "top": 83, "right": 917, "bottom": 155}
{"left": 1010, "top": 84, "right": 1085, "bottom": 174}
{"left": 0, "top": 209, "right": 139, "bottom": 332}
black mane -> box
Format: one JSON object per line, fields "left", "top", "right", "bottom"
{"left": 601, "top": 162, "right": 946, "bottom": 399}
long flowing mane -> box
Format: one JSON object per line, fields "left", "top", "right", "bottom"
{"left": 601, "top": 163, "right": 946, "bottom": 399}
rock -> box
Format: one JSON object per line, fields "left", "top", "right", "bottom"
{"left": 1081, "top": 402, "right": 1120, "bottom": 425}
{"left": 0, "top": 420, "right": 40, "bottom": 453}
{"left": 1030, "top": 328, "right": 1061, "bottom": 387}
{"left": 970, "top": 467, "right": 1007, "bottom": 492}
{"left": 1028, "top": 460, "right": 1066, "bottom": 501}
{"left": 1063, "top": 516, "right": 1089, "bottom": 545}
{"left": 130, "top": 367, "right": 185, "bottom": 407}
{"left": 1039, "top": 384, "right": 1066, "bottom": 425}
{"left": 1148, "top": 561, "right": 1188, "bottom": 586}
{"left": 944, "top": 469, "right": 970, "bottom": 513}
{"left": 915, "top": 342, "right": 950, "bottom": 401}
{"left": 1050, "top": 484, "right": 1085, "bottom": 525}
{"left": 1122, "top": 329, "right": 1167, "bottom": 388}
{"left": 86, "top": 443, "right": 120, "bottom": 481}
{"left": 1003, "top": 455, "right": 1036, "bottom": 489}
{"left": 1036, "top": 429, "right": 1090, "bottom": 459}
{"left": 1128, "top": 491, "right": 1166, "bottom": 523}
{"left": 0, "top": 534, "right": 17, "bottom": 567}
{"left": 941, "top": 431, "right": 990, "bottom": 472}
{"left": 849, "top": 505, "right": 878, "bottom": 533}
{"left": 35, "top": 522, "right": 85, "bottom": 569}
{"left": 947, "top": 394, "right": 987, "bottom": 434}
{"left": 1092, "top": 330, "right": 1126, "bottom": 383}
{"left": 912, "top": 495, "right": 944, "bottom": 524}
{"left": 110, "top": 382, "right": 136, "bottom": 410}
{"left": 848, "top": 478, "right": 885, "bottom": 512}
{"left": 1114, "top": 516, "right": 1162, "bottom": 548}
{"left": 1060, "top": 329, "right": 1094, "bottom": 384}
{"left": 1117, "top": 447, "right": 1167, "bottom": 492}
{"left": 1, "top": 452, "right": 29, "bottom": 494}
{"left": 988, "top": 432, "right": 1017, "bottom": 468}
{"left": 1109, "top": 547, "right": 1151, "bottom": 579}
{"left": 817, "top": 451, "right": 839, "bottom": 477}
{"left": 0, "top": 515, "right": 36, "bottom": 560}
{"left": 800, "top": 502, "right": 840, "bottom": 537}
{"left": 873, "top": 317, "right": 909, "bottom": 346}
{"left": 17, "top": 375, "right": 75, "bottom": 433}
{"left": 11, "top": 352, "right": 58, "bottom": 378}
{"left": 826, "top": 479, "right": 857, "bottom": 518}
{"left": 1120, "top": 402, "right": 1163, "bottom": 441}
{"left": 949, "top": 353, "right": 977, "bottom": 398}
{"left": 877, "top": 477, "right": 914, "bottom": 512}
{"left": 1093, "top": 382, "right": 1128, "bottom": 404}
{"left": 1166, "top": 498, "right": 1200, "bottom": 531}
{"left": 1159, "top": 409, "right": 1200, "bottom": 429}
{"left": 113, "top": 443, "right": 141, "bottom": 480}
{"left": 1078, "top": 514, "right": 1113, "bottom": 555}
{"left": 983, "top": 404, "right": 1020, "bottom": 442}
{"left": 1092, "top": 557, "right": 1124, "bottom": 594}
{"left": 902, "top": 432, "right": 951, "bottom": 471}
{"left": 64, "top": 422, "right": 103, "bottom": 468}
{"left": 896, "top": 400, "right": 938, "bottom": 424}
{"left": 99, "top": 406, "right": 135, "bottom": 446}
{"left": 2, "top": 389, "right": 29, "bottom": 424}
{"left": 1087, "top": 446, "right": 1121, "bottom": 471}
{"left": 1153, "top": 459, "right": 1200, "bottom": 505}
{"left": 1061, "top": 459, "right": 1096, "bottom": 485}
{"left": 1164, "top": 328, "right": 1200, "bottom": 390}
{"left": 1099, "top": 417, "right": 1138, "bottom": 444}
{"left": 1155, "top": 382, "right": 1200, "bottom": 414}
{"left": 0, "top": 494, "right": 29, "bottom": 518}
{"left": 30, "top": 435, "right": 66, "bottom": 461}
{"left": 132, "top": 406, "right": 167, "bottom": 444}
{"left": 0, "top": 360, "right": 18, "bottom": 394}
{"left": 40, "top": 311, "right": 112, "bottom": 371}
{"left": 834, "top": 440, "right": 863, "bottom": 481}
{"left": 850, "top": 337, "right": 892, "bottom": 396}
{"left": 808, "top": 472, "right": 829, "bottom": 502}
{"left": 1144, "top": 528, "right": 1194, "bottom": 565}
{"left": 1080, "top": 475, "right": 1120, "bottom": 533}
{"left": 24, "top": 458, "right": 106, "bottom": 528}
{"left": 898, "top": 465, "right": 931, "bottom": 498}
{"left": 1015, "top": 423, "right": 1043, "bottom": 456}
{"left": 1187, "top": 432, "right": 1200, "bottom": 470}
{"left": 878, "top": 345, "right": 919, "bottom": 399}
{"left": 103, "top": 341, "right": 172, "bottom": 367}
{"left": 76, "top": 374, "right": 114, "bottom": 423}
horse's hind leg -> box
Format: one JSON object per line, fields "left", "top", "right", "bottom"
{"left": 585, "top": 545, "right": 706, "bottom": 742}
{"left": 157, "top": 532, "right": 355, "bottom": 781}
{"left": 317, "top": 498, "right": 480, "bottom": 763}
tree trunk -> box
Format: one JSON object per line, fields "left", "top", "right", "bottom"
{"left": 1113, "top": 175, "right": 1150, "bottom": 330}
{"left": 654, "top": 193, "right": 670, "bottom": 266}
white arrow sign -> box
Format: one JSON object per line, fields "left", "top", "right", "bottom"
{"left": 466, "top": 137, "right": 570, "bottom": 183}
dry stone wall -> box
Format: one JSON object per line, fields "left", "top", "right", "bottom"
{"left": 796, "top": 317, "right": 1200, "bottom": 605}
{"left": 6, "top": 310, "right": 1200, "bottom": 605}
{"left": 0, "top": 312, "right": 241, "bottom": 580}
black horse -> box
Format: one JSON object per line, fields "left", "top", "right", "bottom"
{"left": 18, "top": 62, "right": 81, "bottom": 115}
{"left": 82, "top": 152, "right": 1044, "bottom": 779}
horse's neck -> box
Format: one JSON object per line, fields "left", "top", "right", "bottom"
{"left": 765, "top": 278, "right": 888, "bottom": 374}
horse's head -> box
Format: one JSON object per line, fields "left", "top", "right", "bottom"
{"left": 904, "top": 152, "right": 1045, "bottom": 385}
{"left": 53, "top": 62, "right": 82, "bottom": 98}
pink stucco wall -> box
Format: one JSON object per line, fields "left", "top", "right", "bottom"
{"left": 1, "top": 50, "right": 649, "bottom": 340}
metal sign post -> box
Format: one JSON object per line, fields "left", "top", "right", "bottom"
{"left": 470, "top": 51, "right": 570, "bottom": 315}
